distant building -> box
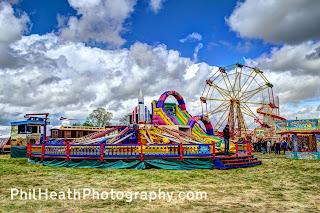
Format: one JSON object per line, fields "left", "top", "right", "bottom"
{"left": 50, "top": 125, "right": 125, "bottom": 141}
{"left": 50, "top": 126, "right": 105, "bottom": 140}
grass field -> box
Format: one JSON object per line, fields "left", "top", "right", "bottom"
{"left": 0, "top": 153, "right": 319, "bottom": 213}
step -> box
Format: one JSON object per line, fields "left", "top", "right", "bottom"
{"left": 219, "top": 161, "right": 262, "bottom": 169}
{"left": 216, "top": 154, "right": 252, "bottom": 159}
{"left": 224, "top": 160, "right": 261, "bottom": 167}
{"left": 220, "top": 157, "right": 257, "bottom": 163}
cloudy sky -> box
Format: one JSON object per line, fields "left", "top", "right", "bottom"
{"left": 1, "top": 0, "right": 320, "bottom": 134}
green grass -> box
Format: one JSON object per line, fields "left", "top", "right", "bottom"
{"left": 0, "top": 153, "right": 319, "bottom": 212}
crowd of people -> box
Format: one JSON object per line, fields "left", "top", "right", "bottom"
{"left": 253, "top": 139, "right": 291, "bottom": 154}
{"left": 222, "top": 124, "right": 293, "bottom": 156}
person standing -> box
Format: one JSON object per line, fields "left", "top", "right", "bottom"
{"left": 258, "top": 140, "right": 261, "bottom": 152}
{"left": 272, "top": 141, "right": 275, "bottom": 153}
{"left": 223, "top": 125, "right": 230, "bottom": 156}
{"left": 262, "top": 140, "right": 266, "bottom": 154}
{"left": 276, "top": 141, "right": 281, "bottom": 154}
{"left": 171, "top": 106, "right": 175, "bottom": 115}
{"left": 267, "top": 140, "right": 271, "bottom": 153}
{"left": 288, "top": 141, "right": 293, "bottom": 151}
{"left": 282, "top": 140, "right": 287, "bottom": 154}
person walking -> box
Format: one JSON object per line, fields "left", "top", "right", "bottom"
{"left": 267, "top": 140, "right": 271, "bottom": 153}
{"left": 223, "top": 124, "right": 230, "bottom": 156}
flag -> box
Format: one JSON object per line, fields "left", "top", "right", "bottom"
{"left": 60, "top": 117, "right": 77, "bottom": 121}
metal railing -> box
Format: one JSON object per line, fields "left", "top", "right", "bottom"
{"left": 28, "top": 141, "right": 251, "bottom": 161}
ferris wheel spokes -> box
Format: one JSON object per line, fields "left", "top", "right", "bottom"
{"left": 201, "top": 63, "right": 275, "bottom": 139}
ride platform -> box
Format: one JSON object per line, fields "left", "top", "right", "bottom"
{"left": 27, "top": 143, "right": 262, "bottom": 170}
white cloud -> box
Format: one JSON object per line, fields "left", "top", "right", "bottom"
{"left": 149, "top": 0, "right": 166, "bottom": 13}
{"left": 0, "top": 1, "right": 30, "bottom": 44}
{"left": 227, "top": 0, "right": 320, "bottom": 44}
{"left": 0, "top": 125, "right": 10, "bottom": 136}
{"left": 219, "top": 40, "right": 252, "bottom": 53}
{"left": 235, "top": 41, "right": 252, "bottom": 53}
{"left": 180, "top": 32, "right": 202, "bottom": 43}
{"left": 244, "top": 41, "right": 320, "bottom": 119}
{"left": 5, "top": 0, "right": 320, "bottom": 134}
{"left": 184, "top": 64, "right": 199, "bottom": 80}
{"left": 207, "top": 42, "right": 219, "bottom": 49}
{"left": 58, "top": 0, "right": 137, "bottom": 47}
{"left": 193, "top": 43, "right": 203, "bottom": 62}
{"left": 246, "top": 41, "right": 320, "bottom": 76}
{"left": 0, "top": 34, "right": 219, "bottom": 134}
{"left": 0, "top": 0, "right": 20, "bottom": 5}
{"left": 0, "top": 1, "right": 30, "bottom": 68}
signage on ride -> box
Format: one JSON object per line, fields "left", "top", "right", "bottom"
{"left": 198, "top": 145, "right": 210, "bottom": 154}
{"left": 275, "top": 121, "right": 286, "bottom": 132}
{"left": 287, "top": 119, "right": 318, "bottom": 131}
{"left": 276, "top": 119, "right": 319, "bottom": 133}
{"left": 316, "top": 134, "right": 320, "bottom": 153}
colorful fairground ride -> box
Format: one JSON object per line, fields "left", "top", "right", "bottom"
{"left": 275, "top": 119, "right": 320, "bottom": 160}
{"left": 24, "top": 89, "right": 261, "bottom": 170}
{"left": 253, "top": 96, "right": 286, "bottom": 143}
{"left": 10, "top": 114, "right": 50, "bottom": 158}
{"left": 200, "top": 63, "right": 285, "bottom": 141}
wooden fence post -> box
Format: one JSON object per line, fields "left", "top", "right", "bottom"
{"left": 246, "top": 142, "right": 250, "bottom": 155}
{"left": 248, "top": 142, "right": 252, "bottom": 155}
{"left": 100, "top": 143, "right": 104, "bottom": 162}
{"left": 41, "top": 144, "right": 45, "bottom": 160}
{"left": 212, "top": 143, "right": 215, "bottom": 160}
{"left": 66, "top": 142, "right": 70, "bottom": 161}
{"left": 140, "top": 143, "right": 143, "bottom": 162}
{"left": 235, "top": 142, "right": 238, "bottom": 157}
{"left": 27, "top": 144, "right": 29, "bottom": 158}
{"left": 179, "top": 143, "right": 183, "bottom": 161}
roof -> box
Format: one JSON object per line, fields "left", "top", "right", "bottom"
{"left": 11, "top": 120, "right": 50, "bottom": 126}
{"left": 50, "top": 125, "right": 61, "bottom": 130}
{"left": 57, "top": 126, "right": 105, "bottom": 131}
{"left": 11, "top": 116, "right": 51, "bottom": 126}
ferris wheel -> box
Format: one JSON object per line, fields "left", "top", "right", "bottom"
{"left": 200, "top": 63, "right": 276, "bottom": 139}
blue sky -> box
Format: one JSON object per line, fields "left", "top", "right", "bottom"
{"left": 14, "top": 0, "right": 274, "bottom": 66}
{"left": 1, "top": 0, "right": 320, "bottom": 134}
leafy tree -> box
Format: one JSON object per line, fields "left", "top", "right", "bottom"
{"left": 82, "top": 122, "right": 94, "bottom": 127}
{"left": 84, "top": 107, "right": 113, "bottom": 127}
{"left": 119, "top": 113, "right": 131, "bottom": 126}
{"left": 72, "top": 122, "right": 82, "bottom": 126}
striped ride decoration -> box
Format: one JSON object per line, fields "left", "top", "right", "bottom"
{"left": 187, "top": 115, "right": 214, "bottom": 136}
{"left": 155, "top": 126, "right": 189, "bottom": 144}
{"left": 72, "top": 127, "right": 118, "bottom": 144}
{"left": 108, "top": 127, "right": 130, "bottom": 144}
{"left": 161, "top": 126, "right": 209, "bottom": 144}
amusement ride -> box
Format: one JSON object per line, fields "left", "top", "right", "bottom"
{"left": 200, "top": 63, "right": 282, "bottom": 139}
